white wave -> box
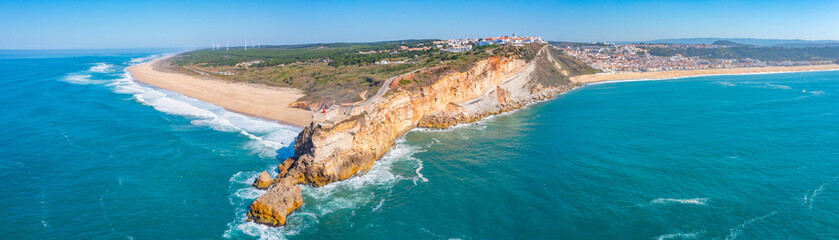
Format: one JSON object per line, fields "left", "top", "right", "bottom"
{"left": 803, "top": 182, "right": 830, "bottom": 209}
{"left": 224, "top": 170, "right": 314, "bottom": 240}
{"left": 61, "top": 73, "right": 108, "bottom": 85}
{"left": 717, "top": 81, "right": 736, "bottom": 86}
{"left": 111, "top": 73, "right": 149, "bottom": 94}
{"left": 725, "top": 211, "right": 777, "bottom": 240}
{"left": 225, "top": 137, "right": 427, "bottom": 239}
{"left": 143, "top": 95, "right": 218, "bottom": 119}
{"left": 808, "top": 90, "right": 824, "bottom": 95}
{"left": 90, "top": 62, "right": 114, "bottom": 73}
{"left": 371, "top": 198, "right": 386, "bottom": 212}
{"left": 39, "top": 189, "right": 49, "bottom": 228}
{"left": 420, "top": 227, "right": 445, "bottom": 238}
{"left": 65, "top": 52, "right": 300, "bottom": 172}
{"left": 91, "top": 53, "right": 340, "bottom": 239}
{"left": 230, "top": 171, "right": 262, "bottom": 185}
{"left": 301, "top": 139, "right": 423, "bottom": 214}
{"left": 759, "top": 83, "right": 792, "bottom": 90}
{"left": 653, "top": 230, "right": 704, "bottom": 240}
{"left": 129, "top": 54, "right": 162, "bottom": 63}
{"left": 109, "top": 69, "right": 300, "bottom": 158}
{"left": 223, "top": 210, "right": 314, "bottom": 240}
{"left": 235, "top": 187, "right": 267, "bottom": 200}
{"left": 651, "top": 198, "right": 709, "bottom": 206}
{"left": 414, "top": 160, "right": 428, "bottom": 184}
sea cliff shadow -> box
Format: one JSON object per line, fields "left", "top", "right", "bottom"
{"left": 275, "top": 139, "right": 296, "bottom": 161}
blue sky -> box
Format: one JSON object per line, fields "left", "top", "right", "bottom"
{"left": 1, "top": 0, "right": 837, "bottom": 49}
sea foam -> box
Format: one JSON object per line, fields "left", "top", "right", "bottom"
{"left": 56, "top": 54, "right": 302, "bottom": 160}
{"left": 62, "top": 73, "right": 108, "bottom": 85}
{"left": 90, "top": 63, "right": 114, "bottom": 73}
{"left": 224, "top": 137, "right": 427, "bottom": 239}
{"left": 300, "top": 137, "right": 423, "bottom": 215}
{"left": 724, "top": 211, "right": 777, "bottom": 240}
{"left": 653, "top": 230, "right": 704, "bottom": 240}
{"left": 650, "top": 198, "right": 709, "bottom": 206}
{"left": 129, "top": 54, "right": 163, "bottom": 63}
{"left": 110, "top": 67, "right": 301, "bottom": 158}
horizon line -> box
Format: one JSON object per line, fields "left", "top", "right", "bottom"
{"left": 4, "top": 37, "right": 839, "bottom": 51}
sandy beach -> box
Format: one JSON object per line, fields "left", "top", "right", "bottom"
{"left": 571, "top": 64, "right": 839, "bottom": 83}
{"left": 127, "top": 57, "right": 313, "bottom": 127}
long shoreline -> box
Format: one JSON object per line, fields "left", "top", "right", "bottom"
{"left": 126, "top": 56, "right": 313, "bottom": 128}
{"left": 128, "top": 56, "right": 839, "bottom": 129}
{"left": 571, "top": 64, "right": 839, "bottom": 84}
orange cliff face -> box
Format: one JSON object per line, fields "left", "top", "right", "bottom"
{"left": 246, "top": 45, "right": 587, "bottom": 226}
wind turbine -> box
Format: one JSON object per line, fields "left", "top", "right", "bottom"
{"left": 245, "top": 39, "right": 248, "bottom": 50}
{"left": 226, "top": 42, "right": 229, "bottom": 51}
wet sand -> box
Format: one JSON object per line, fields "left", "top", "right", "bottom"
{"left": 127, "top": 57, "right": 313, "bottom": 127}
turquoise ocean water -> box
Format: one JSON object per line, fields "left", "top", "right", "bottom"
{"left": 2, "top": 50, "right": 838, "bottom": 239}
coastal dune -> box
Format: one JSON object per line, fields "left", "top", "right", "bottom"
{"left": 571, "top": 64, "right": 839, "bottom": 83}
{"left": 127, "top": 57, "right": 313, "bottom": 127}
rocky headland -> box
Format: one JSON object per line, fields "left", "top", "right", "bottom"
{"left": 246, "top": 44, "right": 594, "bottom": 226}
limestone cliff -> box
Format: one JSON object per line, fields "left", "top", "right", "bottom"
{"left": 246, "top": 44, "right": 593, "bottom": 226}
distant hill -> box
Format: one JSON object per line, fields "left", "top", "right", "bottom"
{"left": 644, "top": 46, "right": 839, "bottom": 61}
{"left": 712, "top": 40, "right": 752, "bottom": 47}
{"left": 637, "top": 38, "right": 839, "bottom": 48}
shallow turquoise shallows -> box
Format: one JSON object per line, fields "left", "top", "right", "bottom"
{"left": 2, "top": 50, "right": 838, "bottom": 239}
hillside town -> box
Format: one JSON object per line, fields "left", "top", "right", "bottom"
{"left": 358, "top": 35, "right": 546, "bottom": 55}
{"left": 559, "top": 44, "right": 766, "bottom": 73}
{"left": 559, "top": 43, "right": 832, "bottom": 73}
{"left": 435, "top": 35, "right": 546, "bottom": 52}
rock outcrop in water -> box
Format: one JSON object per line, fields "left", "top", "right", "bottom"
{"left": 246, "top": 178, "right": 302, "bottom": 226}
{"left": 246, "top": 44, "right": 594, "bottom": 226}
{"left": 251, "top": 171, "right": 273, "bottom": 190}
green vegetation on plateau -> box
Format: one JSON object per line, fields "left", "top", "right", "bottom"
{"left": 169, "top": 41, "right": 550, "bottom": 108}
{"left": 173, "top": 40, "right": 438, "bottom": 67}
{"left": 646, "top": 46, "right": 839, "bottom": 61}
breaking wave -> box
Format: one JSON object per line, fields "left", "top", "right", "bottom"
{"left": 759, "top": 83, "right": 792, "bottom": 90}
{"left": 802, "top": 184, "right": 825, "bottom": 210}
{"left": 653, "top": 230, "right": 704, "bottom": 240}
{"left": 724, "top": 211, "right": 777, "bottom": 240}
{"left": 806, "top": 90, "right": 824, "bottom": 95}
{"left": 802, "top": 178, "right": 835, "bottom": 210}
{"left": 129, "top": 54, "right": 163, "bottom": 63}
{"left": 63, "top": 53, "right": 301, "bottom": 159}
{"left": 224, "top": 137, "right": 427, "bottom": 239}
{"left": 651, "top": 198, "right": 709, "bottom": 206}
{"left": 62, "top": 73, "right": 109, "bottom": 85}
{"left": 90, "top": 63, "right": 114, "bottom": 73}
{"left": 110, "top": 70, "right": 300, "bottom": 158}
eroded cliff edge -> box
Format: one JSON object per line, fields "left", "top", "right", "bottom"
{"left": 246, "top": 44, "right": 594, "bottom": 226}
